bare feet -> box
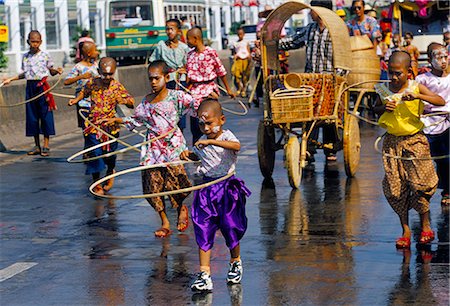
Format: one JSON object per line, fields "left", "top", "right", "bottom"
{"left": 177, "top": 205, "right": 189, "bottom": 232}
{"left": 93, "top": 185, "right": 104, "bottom": 196}
{"left": 103, "top": 170, "right": 116, "bottom": 192}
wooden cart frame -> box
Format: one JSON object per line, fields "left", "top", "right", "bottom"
{"left": 258, "top": 1, "right": 362, "bottom": 188}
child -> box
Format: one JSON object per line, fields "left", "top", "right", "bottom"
{"left": 403, "top": 32, "right": 420, "bottom": 77}
{"left": 149, "top": 18, "right": 189, "bottom": 89}
{"left": 101, "top": 60, "right": 200, "bottom": 237}
{"left": 68, "top": 57, "right": 134, "bottom": 195}
{"left": 416, "top": 43, "right": 450, "bottom": 206}
{"left": 3, "top": 30, "right": 63, "bottom": 156}
{"left": 180, "top": 99, "right": 250, "bottom": 292}
{"left": 373, "top": 51, "right": 445, "bottom": 249}
{"left": 149, "top": 18, "right": 190, "bottom": 132}
{"left": 231, "top": 28, "right": 251, "bottom": 98}
{"left": 186, "top": 27, "right": 235, "bottom": 144}
{"left": 64, "top": 41, "right": 99, "bottom": 128}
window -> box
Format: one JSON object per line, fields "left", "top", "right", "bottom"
{"left": 110, "top": 1, "right": 153, "bottom": 27}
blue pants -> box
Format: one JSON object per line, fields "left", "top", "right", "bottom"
{"left": 25, "top": 80, "right": 55, "bottom": 137}
{"left": 426, "top": 128, "right": 449, "bottom": 195}
{"left": 84, "top": 133, "right": 118, "bottom": 175}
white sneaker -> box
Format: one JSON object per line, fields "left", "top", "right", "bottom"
{"left": 191, "top": 271, "right": 213, "bottom": 292}
{"left": 226, "top": 260, "right": 243, "bottom": 284}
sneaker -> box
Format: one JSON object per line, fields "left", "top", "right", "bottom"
{"left": 226, "top": 260, "right": 243, "bottom": 284}
{"left": 191, "top": 271, "right": 213, "bottom": 292}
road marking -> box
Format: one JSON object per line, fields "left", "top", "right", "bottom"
{"left": 240, "top": 149, "right": 257, "bottom": 155}
{"left": 0, "top": 262, "right": 38, "bottom": 282}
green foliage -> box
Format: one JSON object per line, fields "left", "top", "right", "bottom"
{"left": 0, "top": 42, "right": 7, "bottom": 70}
{"left": 229, "top": 21, "right": 244, "bottom": 35}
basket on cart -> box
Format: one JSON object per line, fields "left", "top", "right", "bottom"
{"left": 270, "top": 86, "right": 315, "bottom": 124}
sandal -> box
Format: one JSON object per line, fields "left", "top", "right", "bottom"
{"left": 40, "top": 147, "right": 50, "bottom": 157}
{"left": 418, "top": 230, "right": 435, "bottom": 245}
{"left": 441, "top": 195, "right": 450, "bottom": 207}
{"left": 154, "top": 227, "right": 172, "bottom": 238}
{"left": 27, "top": 146, "right": 41, "bottom": 155}
{"left": 326, "top": 154, "right": 337, "bottom": 162}
{"left": 395, "top": 237, "right": 411, "bottom": 249}
{"left": 177, "top": 205, "right": 189, "bottom": 232}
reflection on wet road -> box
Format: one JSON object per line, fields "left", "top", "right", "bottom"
{"left": 0, "top": 106, "right": 448, "bottom": 305}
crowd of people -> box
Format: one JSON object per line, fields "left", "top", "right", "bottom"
{"left": 1, "top": 0, "right": 448, "bottom": 295}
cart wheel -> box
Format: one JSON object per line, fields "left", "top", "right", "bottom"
{"left": 343, "top": 115, "right": 361, "bottom": 177}
{"left": 285, "top": 136, "right": 301, "bottom": 189}
{"left": 257, "top": 121, "right": 276, "bottom": 179}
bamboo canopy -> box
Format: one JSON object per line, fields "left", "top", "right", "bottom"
{"left": 261, "top": 0, "right": 352, "bottom": 79}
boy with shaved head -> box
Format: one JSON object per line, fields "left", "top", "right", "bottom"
{"left": 373, "top": 51, "right": 445, "bottom": 249}
{"left": 69, "top": 57, "right": 134, "bottom": 195}
{"left": 186, "top": 27, "right": 235, "bottom": 143}
{"left": 3, "top": 30, "right": 63, "bottom": 156}
{"left": 180, "top": 99, "right": 250, "bottom": 292}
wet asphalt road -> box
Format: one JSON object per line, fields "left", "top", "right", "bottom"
{"left": 0, "top": 102, "right": 448, "bottom": 306}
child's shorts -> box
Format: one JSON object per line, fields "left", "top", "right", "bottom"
{"left": 84, "top": 133, "right": 118, "bottom": 175}
{"left": 25, "top": 80, "right": 55, "bottom": 136}
{"left": 191, "top": 175, "right": 251, "bottom": 252}
{"left": 232, "top": 58, "right": 250, "bottom": 80}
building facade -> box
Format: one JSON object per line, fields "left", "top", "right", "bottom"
{"left": 2, "top": 0, "right": 288, "bottom": 73}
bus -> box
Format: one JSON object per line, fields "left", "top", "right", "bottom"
{"left": 389, "top": 0, "right": 449, "bottom": 61}
{"left": 104, "top": 0, "right": 208, "bottom": 64}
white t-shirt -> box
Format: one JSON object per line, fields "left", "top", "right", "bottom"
{"left": 416, "top": 72, "right": 450, "bottom": 135}
{"left": 233, "top": 40, "right": 250, "bottom": 60}
{"left": 194, "top": 130, "right": 239, "bottom": 178}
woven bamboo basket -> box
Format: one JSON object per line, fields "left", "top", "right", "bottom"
{"left": 347, "top": 36, "right": 380, "bottom": 89}
{"left": 283, "top": 73, "right": 340, "bottom": 117}
{"left": 270, "top": 86, "right": 315, "bottom": 124}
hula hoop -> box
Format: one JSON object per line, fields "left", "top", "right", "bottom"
{"left": 89, "top": 160, "right": 235, "bottom": 199}
{"left": 0, "top": 74, "right": 64, "bottom": 108}
{"left": 78, "top": 109, "right": 140, "bottom": 152}
{"left": 175, "top": 80, "right": 248, "bottom": 116}
{"left": 374, "top": 135, "right": 450, "bottom": 161}
{"left": 338, "top": 80, "right": 450, "bottom": 128}
{"left": 52, "top": 92, "right": 76, "bottom": 99}
{"left": 67, "top": 125, "right": 177, "bottom": 163}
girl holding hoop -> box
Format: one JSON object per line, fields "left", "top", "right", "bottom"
{"left": 180, "top": 99, "right": 251, "bottom": 292}
{"left": 101, "top": 60, "right": 200, "bottom": 238}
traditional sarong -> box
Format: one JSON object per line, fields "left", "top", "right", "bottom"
{"left": 382, "top": 132, "right": 438, "bottom": 216}
{"left": 191, "top": 175, "right": 251, "bottom": 252}
{"left": 141, "top": 165, "right": 192, "bottom": 212}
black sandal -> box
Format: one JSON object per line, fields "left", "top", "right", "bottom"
{"left": 40, "top": 147, "right": 50, "bottom": 157}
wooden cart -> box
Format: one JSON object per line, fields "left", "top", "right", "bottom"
{"left": 258, "top": 1, "right": 361, "bottom": 188}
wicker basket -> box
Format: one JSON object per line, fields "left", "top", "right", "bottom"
{"left": 270, "top": 86, "right": 315, "bottom": 124}
{"left": 282, "top": 73, "right": 336, "bottom": 116}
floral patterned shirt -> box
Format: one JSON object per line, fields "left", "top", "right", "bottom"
{"left": 123, "top": 90, "right": 200, "bottom": 166}
{"left": 21, "top": 51, "right": 54, "bottom": 80}
{"left": 82, "top": 78, "right": 134, "bottom": 138}
{"left": 65, "top": 62, "right": 99, "bottom": 108}
{"left": 347, "top": 15, "right": 381, "bottom": 42}
{"left": 186, "top": 46, "right": 227, "bottom": 100}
